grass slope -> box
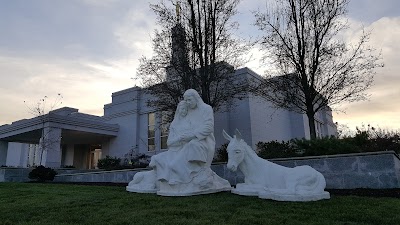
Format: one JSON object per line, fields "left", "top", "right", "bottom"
{"left": 0, "top": 183, "right": 399, "bottom": 225}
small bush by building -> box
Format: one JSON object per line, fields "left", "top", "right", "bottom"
{"left": 97, "top": 156, "right": 121, "bottom": 170}
{"left": 97, "top": 154, "right": 150, "bottom": 170}
{"left": 28, "top": 165, "right": 57, "bottom": 182}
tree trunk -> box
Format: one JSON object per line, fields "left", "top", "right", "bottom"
{"left": 307, "top": 112, "right": 317, "bottom": 139}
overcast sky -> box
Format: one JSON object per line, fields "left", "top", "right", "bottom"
{"left": 0, "top": 0, "right": 399, "bottom": 132}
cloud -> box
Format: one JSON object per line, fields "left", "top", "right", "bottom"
{"left": 113, "top": 3, "right": 156, "bottom": 58}
{"left": 0, "top": 0, "right": 148, "bottom": 60}
{"left": 348, "top": 0, "right": 400, "bottom": 24}
{"left": 0, "top": 54, "right": 137, "bottom": 124}
{"left": 334, "top": 16, "right": 400, "bottom": 130}
{"left": 0, "top": 0, "right": 159, "bottom": 124}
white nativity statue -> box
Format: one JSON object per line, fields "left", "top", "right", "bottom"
{"left": 126, "top": 89, "right": 231, "bottom": 196}
{"left": 223, "top": 129, "right": 330, "bottom": 202}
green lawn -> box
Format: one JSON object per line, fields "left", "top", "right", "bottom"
{"left": 0, "top": 183, "right": 399, "bottom": 225}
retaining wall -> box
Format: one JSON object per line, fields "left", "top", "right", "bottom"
{"left": 271, "top": 151, "right": 400, "bottom": 189}
{"left": 0, "top": 168, "right": 32, "bottom": 182}
{"left": 0, "top": 168, "right": 95, "bottom": 182}
{"left": 2, "top": 151, "right": 400, "bottom": 189}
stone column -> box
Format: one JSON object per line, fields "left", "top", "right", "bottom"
{"left": 63, "top": 144, "right": 74, "bottom": 166}
{"left": 28, "top": 144, "right": 35, "bottom": 167}
{"left": 41, "top": 127, "right": 62, "bottom": 168}
{"left": 0, "top": 141, "right": 8, "bottom": 166}
{"left": 34, "top": 144, "right": 41, "bottom": 166}
{"left": 4, "top": 142, "right": 25, "bottom": 167}
{"left": 20, "top": 144, "right": 29, "bottom": 168}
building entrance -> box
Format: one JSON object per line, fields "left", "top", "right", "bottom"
{"left": 89, "top": 148, "right": 102, "bottom": 169}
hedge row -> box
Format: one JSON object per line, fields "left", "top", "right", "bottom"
{"left": 214, "top": 128, "right": 400, "bottom": 161}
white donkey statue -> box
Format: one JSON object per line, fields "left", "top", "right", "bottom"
{"left": 223, "top": 129, "right": 330, "bottom": 201}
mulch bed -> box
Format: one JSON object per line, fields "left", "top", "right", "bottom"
{"left": 40, "top": 182, "right": 400, "bottom": 198}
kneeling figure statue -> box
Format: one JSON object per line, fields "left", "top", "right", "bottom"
{"left": 126, "top": 89, "right": 231, "bottom": 196}
{"left": 223, "top": 129, "right": 330, "bottom": 201}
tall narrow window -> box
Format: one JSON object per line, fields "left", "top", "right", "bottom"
{"left": 148, "top": 113, "right": 156, "bottom": 151}
{"left": 315, "top": 121, "right": 323, "bottom": 138}
{"left": 160, "top": 111, "right": 170, "bottom": 150}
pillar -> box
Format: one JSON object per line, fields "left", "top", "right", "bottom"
{"left": 28, "top": 144, "right": 35, "bottom": 167}
{"left": 0, "top": 141, "right": 8, "bottom": 166}
{"left": 63, "top": 144, "right": 74, "bottom": 166}
{"left": 41, "top": 127, "right": 62, "bottom": 168}
{"left": 5, "top": 142, "right": 27, "bottom": 167}
{"left": 34, "top": 144, "right": 41, "bottom": 166}
{"left": 20, "top": 144, "right": 29, "bottom": 168}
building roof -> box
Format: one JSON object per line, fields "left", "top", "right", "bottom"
{"left": 0, "top": 107, "right": 119, "bottom": 144}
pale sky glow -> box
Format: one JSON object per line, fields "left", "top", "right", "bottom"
{"left": 0, "top": 0, "right": 399, "bottom": 132}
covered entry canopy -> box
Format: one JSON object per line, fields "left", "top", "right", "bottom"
{"left": 0, "top": 129, "right": 117, "bottom": 145}
{"left": 0, "top": 107, "right": 119, "bottom": 168}
{"left": 0, "top": 107, "right": 119, "bottom": 144}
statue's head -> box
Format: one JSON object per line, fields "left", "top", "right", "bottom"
{"left": 183, "top": 89, "right": 201, "bottom": 109}
{"left": 177, "top": 100, "right": 188, "bottom": 117}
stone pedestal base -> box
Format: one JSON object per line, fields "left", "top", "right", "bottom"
{"left": 231, "top": 184, "right": 330, "bottom": 201}
{"left": 126, "top": 170, "right": 158, "bottom": 193}
{"left": 126, "top": 168, "right": 232, "bottom": 196}
{"left": 231, "top": 183, "right": 263, "bottom": 196}
{"left": 126, "top": 186, "right": 157, "bottom": 194}
{"left": 259, "top": 190, "right": 330, "bottom": 202}
{"left": 157, "top": 168, "right": 232, "bottom": 196}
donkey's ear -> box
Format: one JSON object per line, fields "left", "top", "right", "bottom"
{"left": 235, "top": 129, "right": 242, "bottom": 140}
{"left": 222, "top": 129, "right": 232, "bottom": 141}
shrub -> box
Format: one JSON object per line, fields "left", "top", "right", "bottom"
{"left": 97, "top": 156, "right": 121, "bottom": 170}
{"left": 293, "top": 136, "right": 360, "bottom": 156}
{"left": 122, "top": 153, "right": 150, "bottom": 169}
{"left": 62, "top": 165, "right": 75, "bottom": 168}
{"left": 256, "top": 129, "right": 400, "bottom": 160}
{"left": 371, "top": 134, "right": 400, "bottom": 152}
{"left": 214, "top": 143, "right": 229, "bottom": 162}
{"left": 256, "top": 137, "right": 364, "bottom": 159}
{"left": 28, "top": 166, "right": 57, "bottom": 182}
{"left": 360, "top": 127, "right": 400, "bottom": 153}
{"left": 256, "top": 140, "right": 298, "bottom": 159}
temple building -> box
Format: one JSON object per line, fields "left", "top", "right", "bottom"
{"left": 0, "top": 66, "right": 337, "bottom": 169}
{"left": 0, "top": 13, "right": 337, "bottom": 169}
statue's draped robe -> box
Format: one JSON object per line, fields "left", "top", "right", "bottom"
{"left": 151, "top": 102, "right": 215, "bottom": 184}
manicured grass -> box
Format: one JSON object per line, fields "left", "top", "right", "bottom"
{"left": 0, "top": 183, "right": 399, "bottom": 225}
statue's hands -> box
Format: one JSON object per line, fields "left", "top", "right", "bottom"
{"left": 181, "top": 132, "right": 195, "bottom": 142}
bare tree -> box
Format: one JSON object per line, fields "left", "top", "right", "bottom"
{"left": 24, "top": 94, "right": 63, "bottom": 166}
{"left": 253, "top": 0, "right": 383, "bottom": 139}
{"left": 137, "top": 0, "right": 251, "bottom": 115}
